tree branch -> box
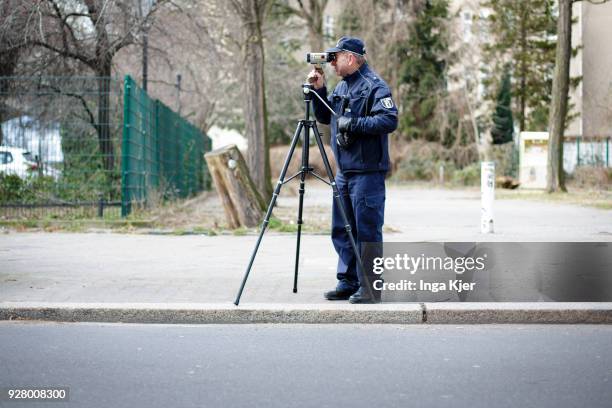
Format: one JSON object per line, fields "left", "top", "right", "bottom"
{"left": 30, "top": 40, "right": 95, "bottom": 67}
{"left": 38, "top": 82, "right": 97, "bottom": 131}
{"left": 275, "top": 0, "right": 305, "bottom": 19}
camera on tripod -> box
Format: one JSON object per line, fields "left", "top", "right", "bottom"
{"left": 306, "top": 52, "right": 335, "bottom": 65}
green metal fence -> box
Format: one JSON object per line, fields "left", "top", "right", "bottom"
{"left": 0, "top": 76, "right": 210, "bottom": 219}
{"left": 0, "top": 76, "right": 123, "bottom": 219}
{"left": 121, "top": 75, "right": 211, "bottom": 216}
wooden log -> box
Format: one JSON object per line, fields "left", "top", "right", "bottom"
{"left": 496, "top": 175, "right": 520, "bottom": 189}
{"left": 204, "top": 144, "right": 266, "bottom": 228}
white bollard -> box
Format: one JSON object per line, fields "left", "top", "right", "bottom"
{"left": 481, "top": 161, "right": 495, "bottom": 234}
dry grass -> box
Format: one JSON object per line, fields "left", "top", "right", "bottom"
{"left": 136, "top": 190, "right": 227, "bottom": 231}
{"left": 133, "top": 180, "right": 332, "bottom": 234}
{"left": 567, "top": 167, "right": 612, "bottom": 191}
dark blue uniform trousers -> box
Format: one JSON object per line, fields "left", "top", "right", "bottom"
{"left": 332, "top": 170, "right": 386, "bottom": 290}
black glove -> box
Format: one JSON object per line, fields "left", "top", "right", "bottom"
{"left": 338, "top": 115, "right": 352, "bottom": 133}
{"left": 336, "top": 116, "right": 355, "bottom": 149}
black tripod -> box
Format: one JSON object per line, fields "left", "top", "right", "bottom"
{"left": 234, "top": 83, "right": 373, "bottom": 306}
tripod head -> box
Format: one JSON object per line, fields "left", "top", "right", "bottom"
{"left": 302, "top": 83, "right": 314, "bottom": 101}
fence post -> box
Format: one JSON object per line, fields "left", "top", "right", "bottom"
{"left": 98, "top": 194, "right": 105, "bottom": 218}
{"left": 203, "top": 132, "right": 212, "bottom": 189}
{"left": 140, "top": 87, "right": 148, "bottom": 207}
{"left": 153, "top": 99, "right": 160, "bottom": 192}
{"left": 121, "top": 75, "right": 132, "bottom": 216}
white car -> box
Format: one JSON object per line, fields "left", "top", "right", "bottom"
{"left": 0, "top": 146, "right": 62, "bottom": 180}
{"left": 0, "top": 146, "right": 39, "bottom": 179}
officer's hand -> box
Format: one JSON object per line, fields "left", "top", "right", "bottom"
{"left": 307, "top": 68, "right": 325, "bottom": 90}
{"left": 336, "top": 132, "right": 353, "bottom": 149}
{"left": 336, "top": 116, "right": 355, "bottom": 149}
{"left": 337, "top": 116, "right": 353, "bottom": 133}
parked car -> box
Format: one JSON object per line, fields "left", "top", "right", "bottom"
{"left": 0, "top": 146, "right": 61, "bottom": 180}
{"left": 0, "top": 146, "right": 38, "bottom": 179}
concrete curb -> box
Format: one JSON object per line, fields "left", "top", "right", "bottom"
{"left": 1, "top": 302, "right": 612, "bottom": 324}
{"left": 0, "top": 303, "right": 423, "bottom": 324}
{"left": 424, "top": 303, "right": 612, "bottom": 324}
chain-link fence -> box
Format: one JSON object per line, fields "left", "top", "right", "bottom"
{"left": 0, "top": 76, "right": 211, "bottom": 219}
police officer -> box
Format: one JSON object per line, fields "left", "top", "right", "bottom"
{"left": 307, "top": 36, "right": 398, "bottom": 303}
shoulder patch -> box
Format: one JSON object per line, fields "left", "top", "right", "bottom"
{"left": 381, "top": 97, "right": 394, "bottom": 109}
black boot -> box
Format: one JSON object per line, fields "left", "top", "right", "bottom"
{"left": 324, "top": 280, "right": 359, "bottom": 300}
{"left": 324, "top": 287, "right": 358, "bottom": 300}
{"left": 348, "top": 287, "right": 381, "bottom": 304}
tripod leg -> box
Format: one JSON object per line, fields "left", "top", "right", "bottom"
{"left": 234, "top": 122, "right": 304, "bottom": 305}
{"left": 293, "top": 176, "right": 304, "bottom": 293}
{"left": 293, "top": 124, "right": 311, "bottom": 293}
{"left": 310, "top": 124, "right": 376, "bottom": 300}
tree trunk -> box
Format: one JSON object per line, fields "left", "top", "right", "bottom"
{"left": 546, "top": 0, "right": 571, "bottom": 193}
{"left": 204, "top": 144, "right": 265, "bottom": 228}
{"left": 518, "top": 11, "right": 527, "bottom": 132}
{"left": 87, "top": 0, "right": 115, "bottom": 172}
{"left": 242, "top": 0, "right": 272, "bottom": 200}
{"left": 96, "top": 64, "right": 115, "bottom": 172}
{"left": 0, "top": 46, "right": 19, "bottom": 146}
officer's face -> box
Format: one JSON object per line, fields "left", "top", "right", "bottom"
{"left": 331, "top": 51, "right": 354, "bottom": 78}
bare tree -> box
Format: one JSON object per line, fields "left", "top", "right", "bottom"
{"left": 446, "top": 0, "right": 489, "bottom": 158}
{"left": 0, "top": 47, "right": 18, "bottom": 145}
{"left": 546, "top": 0, "right": 609, "bottom": 192}
{"left": 274, "top": 0, "right": 327, "bottom": 50}
{"left": 136, "top": 0, "right": 273, "bottom": 199}
{"left": 0, "top": 0, "right": 31, "bottom": 145}
{"left": 334, "top": 0, "right": 410, "bottom": 99}
{"left": 6, "top": 0, "right": 161, "bottom": 170}
{"left": 228, "top": 0, "right": 273, "bottom": 199}
{"left": 115, "top": 1, "right": 237, "bottom": 135}
{"left": 546, "top": 0, "right": 571, "bottom": 192}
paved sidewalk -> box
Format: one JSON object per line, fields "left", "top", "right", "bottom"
{"left": 1, "top": 186, "right": 611, "bottom": 323}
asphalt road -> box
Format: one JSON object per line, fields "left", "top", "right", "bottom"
{"left": 1, "top": 322, "right": 611, "bottom": 408}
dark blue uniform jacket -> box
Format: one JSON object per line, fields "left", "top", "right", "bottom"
{"left": 313, "top": 63, "right": 398, "bottom": 173}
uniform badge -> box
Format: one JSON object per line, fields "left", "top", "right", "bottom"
{"left": 381, "top": 97, "right": 394, "bottom": 109}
